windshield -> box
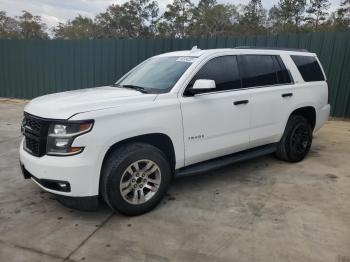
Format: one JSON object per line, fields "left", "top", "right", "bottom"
{"left": 115, "top": 56, "right": 196, "bottom": 93}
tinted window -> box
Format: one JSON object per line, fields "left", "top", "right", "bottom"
{"left": 291, "top": 55, "right": 325, "bottom": 82}
{"left": 274, "top": 56, "right": 292, "bottom": 84}
{"left": 188, "top": 56, "right": 241, "bottom": 92}
{"left": 239, "top": 55, "right": 278, "bottom": 88}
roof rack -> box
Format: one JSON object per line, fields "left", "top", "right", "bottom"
{"left": 234, "top": 46, "right": 309, "bottom": 52}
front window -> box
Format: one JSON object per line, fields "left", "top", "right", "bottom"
{"left": 115, "top": 56, "right": 196, "bottom": 93}
{"left": 187, "top": 56, "right": 241, "bottom": 93}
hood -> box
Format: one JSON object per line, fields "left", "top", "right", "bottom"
{"left": 24, "top": 86, "right": 157, "bottom": 119}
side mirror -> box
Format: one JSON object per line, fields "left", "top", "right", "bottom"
{"left": 190, "top": 79, "right": 216, "bottom": 95}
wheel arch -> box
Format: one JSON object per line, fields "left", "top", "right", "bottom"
{"left": 101, "top": 133, "right": 176, "bottom": 175}
{"left": 289, "top": 106, "right": 316, "bottom": 130}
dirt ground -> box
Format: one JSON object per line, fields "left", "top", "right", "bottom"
{"left": 0, "top": 99, "right": 349, "bottom": 262}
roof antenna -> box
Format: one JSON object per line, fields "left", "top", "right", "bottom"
{"left": 191, "top": 46, "right": 201, "bottom": 52}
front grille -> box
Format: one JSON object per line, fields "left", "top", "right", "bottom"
{"left": 25, "top": 136, "right": 40, "bottom": 153}
{"left": 26, "top": 117, "right": 42, "bottom": 133}
{"left": 22, "top": 113, "right": 50, "bottom": 157}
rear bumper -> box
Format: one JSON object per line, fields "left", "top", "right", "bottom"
{"left": 315, "top": 104, "right": 330, "bottom": 131}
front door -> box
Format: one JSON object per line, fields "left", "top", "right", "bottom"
{"left": 179, "top": 55, "right": 251, "bottom": 166}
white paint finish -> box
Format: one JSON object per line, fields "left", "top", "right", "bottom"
{"left": 20, "top": 48, "right": 330, "bottom": 197}
{"left": 180, "top": 90, "right": 251, "bottom": 166}
{"left": 71, "top": 95, "right": 185, "bottom": 180}
{"left": 248, "top": 84, "right": 295, "bottom": 147}
{"left": 24, "top": 86, "right": 157, "bottom": 119}
{"left": 192, "top": 79, "right": 216, "bottom": 91}
{"left": 19, "top": 138, "right": 101, "bottom": 196}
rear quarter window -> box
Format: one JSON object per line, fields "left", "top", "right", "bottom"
{"left": 291, "top": 55, "right": 325, "bottom": 82}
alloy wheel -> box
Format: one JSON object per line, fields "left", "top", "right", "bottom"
{"left": 119, "top": 159, "right": 161, "bottom": 205}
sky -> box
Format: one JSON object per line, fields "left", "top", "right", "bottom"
{"left": 0, "top": 0, "right": 342, "bottom": 30}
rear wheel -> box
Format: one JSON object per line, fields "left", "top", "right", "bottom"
{"left": 101, "top": 143, "right": 172, "bottom": 216}
{"left": 275, "top": 115, "right": 312, "bottom": 162}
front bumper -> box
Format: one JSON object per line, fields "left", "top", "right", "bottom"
{"left": 20, "top": 164, "right": 71, "bottom": 192}
{"left": 20, "top": 164, "right": 98, "bottom": 211}
{"left": 19, "top": 138, "right": 101, "bottom": 197}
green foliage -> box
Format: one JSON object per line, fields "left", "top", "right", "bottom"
{"left": 0, "top": 0, "right": 349, "bottom": 40}
{"left": 95, "top": 0, "right": 159, "bottom": 38}
{"left": 0, "top": 11, "right": 20, "bottom": 39}
{"left": 335, "top": 0, "right": 350, "bottom": 28}
{"left": 273, "top": 0, "right": 308, "bottom": 32}
{"left": 0, "top": 10, "right": 48, "bottom": 39}
{"left": 157, "top": 0, "right": 194, "bottom": 38}
{"left": 53, "top": 15, "right": 99, "bottom": 39}
{"left": 188, "top": 0, "right": 238, "bottom": 37}
{"left": 238, "top": 0, "right": 267, "bottom": 35}
{"left": 17, "top": 11, "right": 49, "bottom": 39}
{"left": 305, "top": 0, "right": 330, "bottom": 30}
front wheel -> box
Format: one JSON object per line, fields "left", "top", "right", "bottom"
{"left": 275, "top": 115, "right": 313, "bottom": 162}
{"left": 101, "top": 143, "right": 172, "bottom": 216}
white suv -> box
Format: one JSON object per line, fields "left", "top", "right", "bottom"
{"left": 19, "top": 47, "right": 330, "bottom": 215}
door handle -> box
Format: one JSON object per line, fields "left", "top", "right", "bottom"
{"left": 282, "top": 93, "right": 293, "bottom": 98}
{"left": 233, "top": 100, "right": 249, "bottom": 105}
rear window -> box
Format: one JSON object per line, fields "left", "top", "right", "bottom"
{"left": 238, "top": 55, "right": 291, "bottom": 88}
{"left": 291, "top": 55, "right": 325, "bottom": 82}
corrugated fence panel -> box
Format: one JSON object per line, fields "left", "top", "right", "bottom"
{"left": 0, "top": 32, "right": 350, "bottom": 117}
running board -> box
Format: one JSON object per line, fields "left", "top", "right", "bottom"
{"left": 175, "top": 144, "right": 277, "bottom": 178}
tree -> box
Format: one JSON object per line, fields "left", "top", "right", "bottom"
{"left": 335, "top": 0, "right": 350, "bottom": 28}
{"left": 17, "top": 10, "right": 49, "bottom": 39}
{"left": 188, "top": 0, "right": 238, "bottom": 37}
{"left": 269, "top": 0, "right": 307, "bottom": 32}
{"left": 0, "top": 11, "right": 20, "bottom": 39}
{"left": 268, "top": 5, "right": 284, "bottom": 32}
{"left": 95, "top": 0, "right": 159, "bottom": 38}
{"left": 305, "top": 0, "right": 330, "bottom": 30}
{"left": 157, "top": 0, "right": 194, "bottom": 38}
{"left": 143, "top": 0, "right": 159, "bottom": 35}
{"left": 239, "top": 0, "right": 267, "bottom": 34}
{"left": 53, "top": 15, "right": 98, "bottom": 39}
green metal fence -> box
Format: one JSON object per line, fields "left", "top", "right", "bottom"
{"left": 0, "top": 32, "right": 349, "bottom": 117}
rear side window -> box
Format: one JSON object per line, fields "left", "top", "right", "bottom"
{"left": 291, "top": 55, "right": 325, "bottom": 82}
{"left": 238, "top": 55, "right": 278, "bottom": 88}
{"left": 188, "top": 55, "right": 241, "bottom": 92}
{"left": 274, "top": 56, "right": 292, "bottom": 84}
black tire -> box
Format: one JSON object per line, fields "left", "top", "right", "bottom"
{"left": 101, "top": 143, "right": 172, "bottom": 216}
{"left": 275, "top": 115, "right": 313, "bottom": 162}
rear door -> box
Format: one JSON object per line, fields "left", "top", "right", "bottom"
{"left": 179, "top": 55, "right": 251, "bottom": 166}
{"left": 237, "top": 54, "right": 295, "bottom": 147}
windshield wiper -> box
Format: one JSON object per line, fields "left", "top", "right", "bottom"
{"left": 119, "top": 84, "right": 149, "bottom": 93}
{"left": 111, "top": 83, "right": 148, "bottom": 93}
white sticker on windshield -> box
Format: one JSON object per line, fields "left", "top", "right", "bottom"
{"left": 176, "top": 57, "right": 197, "bottom": 63}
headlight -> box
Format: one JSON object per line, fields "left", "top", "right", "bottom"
{"left": 46, "top": 121, "right": 93, "bottom": 156}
